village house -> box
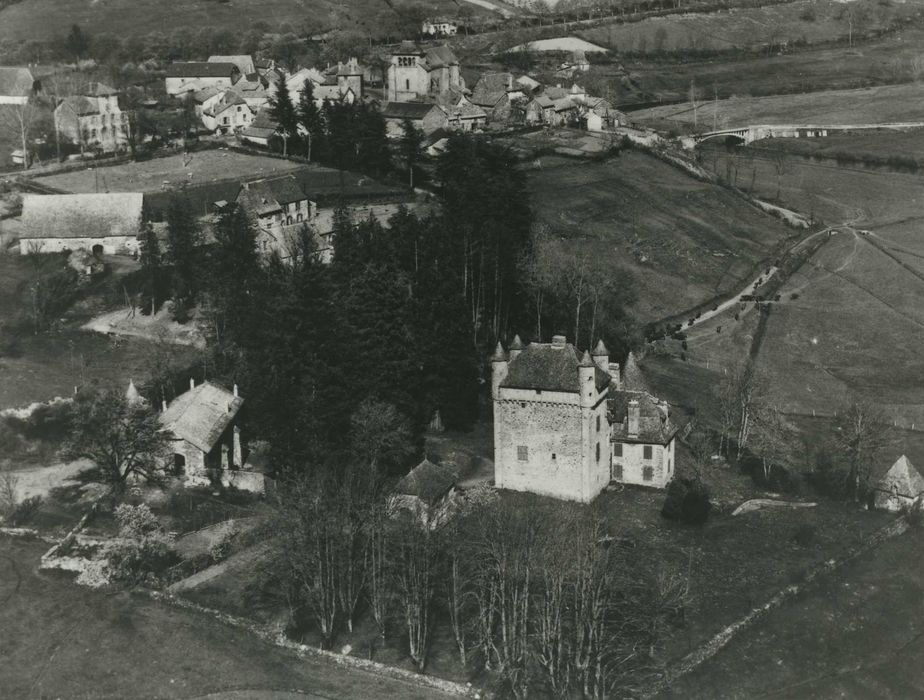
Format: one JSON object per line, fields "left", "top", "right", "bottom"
{"left": 525, "top": 94, "right": 555, "bottom": 125}
{"left": 492, "top": 335, "right": 613, "bottom": 503}
{"left": 386, "top": 43, "right": 463, "bottom": 103}
{"left": 276, "top": 59, "right": 363, "bottom": 107}
{"left": 19, "top": 192, "right": 143, "bottom": 255}
{"left": 872, "top": 455, "right": 924, "bottom": 512}
{"left": 159, "top": 379, "right": 265, "bottom": 492}
{"left": 228, "top": 76, "right": 272, "bottom": 111}
{"left": 0, "top": 66, "right": 38, "bottom": 104}
{"left": 200, "top": 91, "right": 254, "bottom": 134}
{"left": 390, "top": 458, "right": 459, "bottom": 528}
{"left": 240, "top": 108, "right": 278, "bottom": 147}
{"left": 165, "top": 62, "right": 241, "bottom": 96}
{"left": 421, "top": 18, "right": 459, "bottom": 36}
{"left": 235, "top": 175, "right": 323, "bottom": 258}
{"left": 443, "top": 96, "right": 487, "bottom": 131}
{"left": 469, "top": 73, "right": 526, "bottom": 122}
{"left": 381, "top": 101, "right": 449, "bottom": 137}
{"left": 54, "top": 82, "right": 128, "bottom": 152}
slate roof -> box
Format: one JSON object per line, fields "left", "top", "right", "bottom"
{"left": 425, "top": 45, "right": 459, "bottom": 69}
{"left": 470, "top": 73, "right": 512, "bottom": 107}
{"left": 167, "top": 62, "right": 239, "bottom": 79}
{"left": 58, "top": 95, "right": 100, "bottom": 116}
{"left": 515, "top": 75, "right": 541, "bottom": 92}
{"left": 621, "top": 351, "right": 652, "bottom": 394}
{"left": 237, "top": 175, "right": 307, "bottom": 216}
{"left": 0, "top": 67, "right": 35, "bottom": 97}
{"left": 501, "top": 341, "right": 610, "bottom": 393}
{"left": 531, "top": 95, "right": 554, "bottom": 109}
{"left": 204, "top": 91, "right": 248, "bottom": 116}
{"left": 208, "top": 55, "right": 256, "bottom": 75}
{"left": 381, "top": 101, "right": 441, "bottom": 120}
{"left": 874, "top": 455, "right": 924, "bottom": 497}
{"left": 553, "top": 97, "right": 577, "bottom": 112}
{"left": 192, "top": 86, "right": 221, "bottom": 104}
{"left": 395, "top": 458, "right": 458, "bottom": 505}
{"left": 20, "top": 193, "right": 143, "bottom": 240}
{"left": 160, "top": 381, "right": 242, "bottom": 454}
{"left": 609, "top": 390, "right": 678, "bottom": 445}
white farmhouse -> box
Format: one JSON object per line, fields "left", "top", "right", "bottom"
{"left": 19, "top": 193, "right": 143, "bottom": 255}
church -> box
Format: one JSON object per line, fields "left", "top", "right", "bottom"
{"left": 492, "top": 335, "right": 679, "bottom": 503}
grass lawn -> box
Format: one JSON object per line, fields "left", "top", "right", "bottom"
{"left": 580, "top": 0, "right": 924, "bottom": 54}
{"left": 0, "top": 535, "right": 456, "bottom": 700}
{"left": 633, "top": 81, "right": 924, "bottom": 130}
{"left": 659, "top": 525, "right": 924, "bottom": 698}
{"left": 525, "top": 150, "right": 794, "bottom": 322}
{"left": 751, "top": 127, "right": 924, "bottom": 163}
{"left": 33, "top": 150, "right": 306, "bottom": 195}
{"left": 0, "top": 0, "right": 480, "bottom": 42}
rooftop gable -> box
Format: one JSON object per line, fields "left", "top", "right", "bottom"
{"left": 0, "top": 66, "right": 35, "bottom": 97}
{"left": 208, "top": 54, "right": 256, "bottom": 75}
{"left": 20, "top": 193, "right": 144, "bottom": 240}
{"left": 501, "top": 340, "right": 610, "bottom": 393}
{"left": 160, "top": 381, "right": 242, "bottom": 453}
{"left": 395, "top": 458, "right": 458, "bottom": 505}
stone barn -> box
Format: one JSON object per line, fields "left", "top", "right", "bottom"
{"left": 160, "top": 380, "right": 243, "bottom": 488}
{"left": 492, "top": 335, "right": 612, "bottom": 503}
{"left": 872, "top": 455, "right": 924, "bottom": 512}
{"left": 390, "top": 458, "right": 459, "bottom": 528}
{"left": 19, "top": 193, "right": 143, "bottom": 256}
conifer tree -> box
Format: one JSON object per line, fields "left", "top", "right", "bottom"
{"left": 297, "top": 81, "right": 324, "bottom": 162}
{"left": 164, "top": 195, "right": 202, "bottom": 322}
{"left": 269, "top": 77, "right": 299, "bottom": 156}
{"left": 400, "top": 118, "right": 424, "bottom": 189}
{"left": 138, "top": 221, "right": 166, "bottom": 316}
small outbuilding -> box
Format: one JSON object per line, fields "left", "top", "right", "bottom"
{"left": 872, "top": 455, "right": 924, "bottom": 512}
{"left": 19, "top": 193, "right": 144, "bottom": 255}
{"left": 391, "top": 458, "right": 459, "bottom": 528}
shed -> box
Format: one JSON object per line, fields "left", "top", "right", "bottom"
{"left": 391, "top": 458, "right": 459, "bottom": 527}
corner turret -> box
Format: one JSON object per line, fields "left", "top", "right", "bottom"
{"left": 491, "top": 342, "right": 508, "bottom": 400}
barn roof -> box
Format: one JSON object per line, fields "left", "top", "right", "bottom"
{"left": 381, "top": 101, "right": 441, "bottom": 120}
{"left": 609, "top": 390, "right": 678, "bottom": 445}
{"left": 874, "top": 455, "right": 924, "bottom": 497}
{"left": 208, "top": 55, "right": 256, "bottom": 75}
{"left": 160, "top": 381, "right": 242, "bottom": 453}
{"left": 57, "top": 95, "right": 99, "bottom": 116}
{"left": 501, "top": 339, "right": 610, "bottom": 393}
{"left": 166, "top": 62, "right": 239, "bottom": 79}
{"left": 237, "top": 175, "right": 307, "bottom": 216}
{"left": 470, "top": 73, "right": 513, "bottom": 107}
{"left": 395, "top": 458, "right": 457, "bottom": 505}
{"left": 20, "top": 193, "right": 143, "bottom": 240}
{"left": 425, "top": 45, "right": 459, "bottom": 69}
{"left": 0, "top": 67, "right": 35, "bottom": 97}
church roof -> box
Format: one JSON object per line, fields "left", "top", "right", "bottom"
{"left": 874, "top": 455, "right": 924, "bottom": 497}
{"left": 609, "top": 390, "right": 678, "bottom": 445}
{"left": 395, "top": 458, "right": 458, "bottom": 505}
{"left": 501, "top": 339, "right": 610, "bottom": 393}
{"left": 160, "top": 381, "right": 242, "bottom": 453}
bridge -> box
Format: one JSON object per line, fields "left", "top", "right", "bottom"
{"left": 687, "top": 122, "right": 924, "bottom": 147}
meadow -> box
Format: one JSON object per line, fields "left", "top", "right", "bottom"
{"left": 525, "top": 150, "right": 794, "bottom": 322}
{"left": 579, "top": 0, "right": 924, "bottom": 54}
{"left": 751, "top": 127, "right": 924, "bottom": 164}
{"left": 631, "top": 81, "right": 924, "bottom": 130}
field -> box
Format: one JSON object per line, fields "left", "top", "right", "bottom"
{"left": 0, "top": 535, "right": 455, "bottom": 699}
{"left": 524, "top": 150, "right": 795, "bottom": 322}
{"left": 579, "top": 0, "right": 924, "bottom": 54}
{"left": 661, "top": 525, "right": 924, "bottom": 698}
{"left": 632, "top": 81, "right": 924, "bottom": 130}
{"left": 33, "top": 150, "right": 305, "bottom": 195}
{"left": 617, "top": 27, "right": 924, "bottom": 105}
{"left": 751, "top": 128, "right": 924, "bottom": 162}
{"left": 0, "top": 0, "right": 479, "bottom": 42}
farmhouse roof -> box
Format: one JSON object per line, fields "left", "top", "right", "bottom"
{"left": 501, "top": 339, "right": 610, "bottom": 393}
{"left": 470, "top": 73, "right": 513, "bottom": 107}
{"left": 609, "top": 390, "right": 678, "bottom": 445}
{"left": 208, "top": 54, "right": 256, "bottom": 75}
{"left": 166, "top": 62, "right": 240, "bottom": 79}
{"left": 446, "top": 99, "right": 486, "bottom": 121}
{"left": 204, "top": 91, "right": 248, "bottom": 117}
{"left": 20, "top": 193, "right": 144, "bottom": 240}
{"left": 160, "top": 381, "right": 242, "bottom": 454}
{"left": 381, "top": 101, "right": 441, "bottom": 120}
{"left": 238, "top": 175, "right": 307, "bottom": 216}
{"left": 515, "top": 75, "right": 541, "bottom": 92}
{"left": 874, "top": 455, "right": 924, "bottom": 497}
{"left": 425, "top": 45, "right": 459, "bottom": 69}
{"left": 58, "top": 95, "right": 100, "bottom": 116}
{"left": 85, "top": 82, "right": 118, "bottom": 97}
{"left": 531, "top": 95, "right": 554, "bottom": 110}
{"left": 192, "top": 86, "right": 221, "bottom": 104}
{"left": 553, "top": 97, "right": 577, "bottom": 112}
{"left": 0, "top": 66, "right": 35, "bottom": 97}
{"left": 395, "top": 458, "right": 458, "bottom": 505}
{"left": 336, "top": 57, "right": 363, "bottom": 76}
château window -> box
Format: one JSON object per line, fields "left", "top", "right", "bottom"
{"left": 596, "top": 415, "right": 600, "bottom": 432}
{"left": 405, "top": 79, "right": 410, "bottom": 91}
{"left": 643, "top": 466, "right": 654, "bottom": 481}
{"left": 551, "top": 453, "right": 556, "bottom": 461}
{"left": 643, "top": 445, "right": 653, "bottom": 460}
{"left": 517, "top": 445, "right": 528, "bottom": 462}
{"left": 614, "top": 463, "right": 623, "bottom": 480}
{"left": 595, "top": 442, "right": 600, "bottom": 463}
{"left": 614, "top": 443, "right": 622, "bottom": 457}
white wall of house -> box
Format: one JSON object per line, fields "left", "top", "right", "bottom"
{"left": 202, "top": 103, "right": 253, "bottom": 133}
{"left": 0, "top": 95, "right": 29, "bottom": 105}
{"left": 612, "top": 438, "right": 675, "bottom": 489}
{"left": 20, "top": 235, "right": 139, "bottom": 256}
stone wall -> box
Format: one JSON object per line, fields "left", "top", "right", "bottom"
{"left": 20, "top": 235, "right": 139, "bottom": 256}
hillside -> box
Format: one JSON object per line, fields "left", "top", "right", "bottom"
{"left": 0, "top": 0, "right": 478, "bottom": 42}
{"left": 526, "top": 150, "right": 794, "bottom": 322}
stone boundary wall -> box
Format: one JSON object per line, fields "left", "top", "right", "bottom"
{"left": 642, "top": 512, "right": 914, "bottom": 698}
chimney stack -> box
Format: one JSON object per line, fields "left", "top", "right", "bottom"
{"left": 627, "top": 399, "right": 640, "bottom": 437}
{"left": 162, "top": 399, "right": 168, "bottom": 412}
{"left": 233, "top": 383, "right": 239, "bottom": 398}
{"left": 551, "top": 334, "right": 566, "bottom": 348}
{"left": 189, "top": 378, "right": 195, "bottom": 390}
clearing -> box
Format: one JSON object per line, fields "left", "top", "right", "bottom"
{"left": 511, "top": 37, "right": 609, "bottom": 52}
{"left": 0, "top": 535, "right": 456, "bottom": 700}
{"left": 524, "top": 149, "right": 795, "bottom": 321}
{"left": 632, "top": 82, "right": 924, "bottom": 130}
